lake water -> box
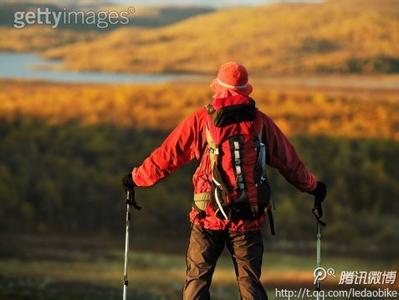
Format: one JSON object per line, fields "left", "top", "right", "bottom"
{"left": 0, "top": 52, "right": 200, "bottom": 84}
{"left": 2, "top": 52, "right": 398, "bottom": 89}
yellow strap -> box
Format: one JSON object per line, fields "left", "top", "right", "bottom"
{"left": 205, "top": 125, "right": 218, "bottom": 168}
{"left": 194, "top": 192, "right": 211, "bottom": 201}
{"left": 205, "top": 125, "right": 216, "bottom": 149}
{"left": 193, "top": 192, "right": 211, "bottom": 210}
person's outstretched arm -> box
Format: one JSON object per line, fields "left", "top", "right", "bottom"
{"left": 131, "top": 110, "right": 205, "bottom": 187}
{"left": 261, "top": 113, "right": 317, "bottom": 192}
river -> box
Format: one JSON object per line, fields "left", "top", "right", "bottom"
{"left": 0, "top": 52, "right": 200, "bottom": 84}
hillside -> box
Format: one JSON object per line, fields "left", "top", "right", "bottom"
{"left": 1, "top": 79, "right": 398, "bottom": 141}
{"left": 41, "top": 0, "right": 399, "bottom": 75}
{"left": 0, "top": 26, "right": 98, "bottom": 52}
{"left": 0, "top": 3, "right": 214, "bottom": 51}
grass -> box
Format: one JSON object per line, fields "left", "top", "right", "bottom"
{"left": 0, "top": 235, "right": 397, "bottom": 300}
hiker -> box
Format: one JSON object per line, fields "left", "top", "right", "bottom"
{"left": 123, "top": 62, "right": 327, "bottom": 300}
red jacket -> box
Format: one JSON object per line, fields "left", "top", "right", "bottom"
{"left": 132, "top": 95, "right": 317, "bottom": 231}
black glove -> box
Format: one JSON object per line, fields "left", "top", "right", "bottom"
{"left": 122, "top": 173, "right": 135, "bottom": 191}
{"left": 309, "top": 181, "right": 327, "bottom": 225}
{"left": 310, "top": 181, "right": 327, "bottom": 203}
{"left": 122, "top": 173, "right": 141, "bottom": 210}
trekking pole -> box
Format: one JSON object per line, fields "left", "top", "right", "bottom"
{"left": 123, "top": 189, "right": 141, "bottom": 300}
{"left": 123, "top": 190, "right": 131, "bottom": 300}
{"left": 316, "top": 221, "right": 321, "bottom": 300}
{"left": 312, "top": 199, "right": 326, "bottom": 300}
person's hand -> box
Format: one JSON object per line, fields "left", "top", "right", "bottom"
{"left": 311, "top": 181, "right": 327, "bottom": 202}
{"left": 122, "top": 173, "right": 141, "bottom": 210}
{"left": 122, "top": 173, "right": 135, "bottom": 202}
{"left": 309, "top": 181, "right": 327, "bottom": 220}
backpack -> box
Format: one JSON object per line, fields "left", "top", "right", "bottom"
{"left": 204, "top": 98, "right": 275, "bottom": 233}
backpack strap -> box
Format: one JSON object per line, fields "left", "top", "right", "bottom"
{"left": 230, "top": 136, "right": 246, "bottom": 192}
{"left": 257, "top": 125, "right": 276, "bottom": 235}
{"left": 205, "top": 124, "right": 218, "bottom": 169}
{"left": 267, "top": 209, "right": 276, "bottom": 235}
{"left": 193, "top": 121, "right": 231, "bottom": 219}
{"left": 192, "top": 111, "right": 216, "bottom": 212}
{"left": 258, "top": 127, "right": 265, "bottom": 175}
{"left": 205, "top": 123, "right": 230, "bottom": 220}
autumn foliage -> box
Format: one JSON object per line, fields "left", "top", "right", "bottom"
{"left": 0, "top": 80, "right": 398, "bottom": 141}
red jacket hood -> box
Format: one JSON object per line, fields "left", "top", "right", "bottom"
{"left": 211, "top": 95, "right": 255, "bottom": 110}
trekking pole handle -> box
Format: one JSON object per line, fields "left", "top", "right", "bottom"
{"left": 126, "top": 189, "right": 142, "bottom": 210}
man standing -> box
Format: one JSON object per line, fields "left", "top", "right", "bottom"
{"left": 123, "top": 62, "right": 326, "bottom": 300}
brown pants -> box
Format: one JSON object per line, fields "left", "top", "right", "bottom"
{"left": 183, "top": 225, "right": 268, "bottom": 300}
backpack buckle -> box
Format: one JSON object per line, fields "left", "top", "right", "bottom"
{"left": 209, "top": 147, "right": 219, "bottom": 155}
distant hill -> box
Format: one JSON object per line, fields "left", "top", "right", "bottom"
{"left": 0, "top": 3, "right": 214, "bottom": 51}
{"left": 37, "top": 0, "right": 399, "bottom": 75}
{"left": 0, "top": 26, "right": 99, "bottom": 52}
